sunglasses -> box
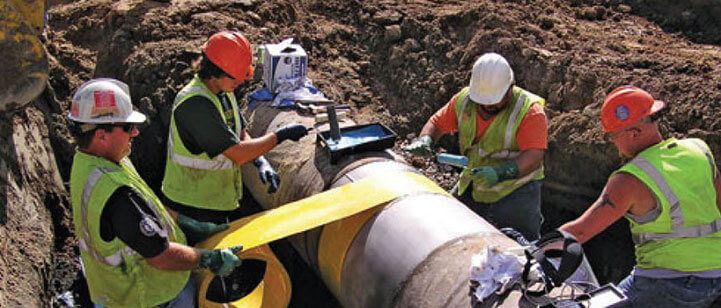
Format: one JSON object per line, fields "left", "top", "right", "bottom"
{"left": 112, "top": 123, "right": 136, "bottom": 133}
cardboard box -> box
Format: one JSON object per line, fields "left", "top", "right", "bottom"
{"left": 261, "top": 38, "right": 307, "bottom": 92}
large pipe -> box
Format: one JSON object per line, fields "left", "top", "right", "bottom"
{"left": 240, "top": 103, "right": 530, "bottom": 307}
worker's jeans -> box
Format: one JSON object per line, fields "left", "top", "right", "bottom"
{"left": 154, "top": 277, "right": 196, "bottom": 308}
{"left": 93, "top": 277, "right": 195, "bottom": 308}
{"left": 453, "top": 180, "right": 542, "bottom": 241}
{"left": 613, "top": 275, "right": 721, "bottom": 308}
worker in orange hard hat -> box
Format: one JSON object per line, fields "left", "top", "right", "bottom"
{"left": 559, "top": 85, "right": 721, "bottom": 307}
{"left": 162, "top": 31, "right": 308, "bottom": 234}
{"left": 403, "top": 53, "right": 548, "bottom": 241}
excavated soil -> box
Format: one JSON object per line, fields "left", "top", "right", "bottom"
{"left": 3, "top": 0, "right": 721, "bottom": 306}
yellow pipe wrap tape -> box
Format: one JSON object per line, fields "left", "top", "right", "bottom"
{"left": 198, "top": 171, "right": 448, "bottom": 251}
{"left": 316, "top": 171, "right": 448, "bottom": 298}
{"left": 196, "top": 245, "right": 291, "bottom": 308}
{"left": 196, "top": 171, "right": 447, "bottom": 307}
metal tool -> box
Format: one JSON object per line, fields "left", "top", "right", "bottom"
{"left": 327, "top": 106, "right": 341, "bottom": 141}
{"left": 296, "top": 102, "right": 351, "bottom": 114}
{"left": 220, "top": 217, "right": 230, "bottom": 298}
{"left": 315, "top": 111, "right": 347, "bottom": 124}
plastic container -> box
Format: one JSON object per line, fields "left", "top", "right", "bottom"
{"left": 316, "top": 123, "right": 398, "bottom": 164}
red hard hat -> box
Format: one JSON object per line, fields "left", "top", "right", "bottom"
{"left": 202, "top": 31, "right": 254, "bottom": 81}
{"left": 601, "top": 86, "right": 665, "bottom": 133}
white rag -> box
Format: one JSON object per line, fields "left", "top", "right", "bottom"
{"left": 470, "top": 246, "right": 525, "bottom": 302}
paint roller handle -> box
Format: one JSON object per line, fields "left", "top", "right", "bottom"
{"left": 437, "top": 153, "right": 468, "bottom": 168}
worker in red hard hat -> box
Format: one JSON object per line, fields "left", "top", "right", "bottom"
{"left": 559, "top": 85, "right": 721, "bottom": 307}
{"left": 162, "top": 31, "right": 308, "bottom": 235}
{"left": 404, "top": 53, "right": 548, "bottom": 241}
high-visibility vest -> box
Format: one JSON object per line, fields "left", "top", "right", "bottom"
{"left": 617, "top": 138, "right": 721, "bottom": 272}
{"left": 70, "top": 150, "right": 188, "bottom": 307}
{"left": 162, "top": 75, "right": 243, "bottom": 211}
{"left": 455, "top": 86, "right": 545, "bottom": 203}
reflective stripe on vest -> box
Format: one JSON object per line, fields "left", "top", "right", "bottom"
{"left": 631, "top": 141, "right": 721, "bottom": 245}
{"left": 457, "top": 91, "right": 528, "bottom": 156}
{"left": 166, "top": 86, "right": 233, "bottom": 170}
{"left": 456, "top": 89, "right": 543, "bottom": 194}
{"left": 78, "top": 161, "right": 179, "bottom": 267}
{"left": 79, "top": 167, "right": 126, "bottom": 266}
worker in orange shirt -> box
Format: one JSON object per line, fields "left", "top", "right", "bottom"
{"left": 404, "top": 53, "right": 547, "bottom": 240}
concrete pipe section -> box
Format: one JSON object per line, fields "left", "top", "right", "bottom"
{"left": 240, "top": 102, "right": 594, "bottom": 307}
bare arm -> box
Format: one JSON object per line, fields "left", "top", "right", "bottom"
{"left": 146, "top": 242, "right": 201, "bottom": 271}
{"left": 515, "top": 149, "right": 544, "bottom": 177}
{"left": 560, "top": 172, "right": 650, "bottom": 243}
{"left": 222, "top": 133, "right": 278, "bottom": 166}
{"left": 419, "top": 120, "right": 444, "bottom": 143}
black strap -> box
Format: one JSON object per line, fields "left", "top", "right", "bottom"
{"left": 522, "top": 230, "right": 584, "bottom": 296}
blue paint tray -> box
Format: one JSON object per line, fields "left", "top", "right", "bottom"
{"left": 316, "top": 123, "right": 397, "bottom": 164}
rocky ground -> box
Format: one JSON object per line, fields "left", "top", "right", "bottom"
{"left": 2, "top": 0, "right": 721, "bottom": 306}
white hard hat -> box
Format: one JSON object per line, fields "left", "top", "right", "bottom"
{"left": 468, "top": 53, "right": 514, "bottom": 105}
{"left": 68, "top": 78, "right": 146, "bottom": 124}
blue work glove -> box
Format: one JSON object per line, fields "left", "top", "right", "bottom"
{"left": 198, "top": 245, "right": 244, "bottom": 277}
{"left": 254, "top": 156, "right": 279, "bottom": 193}
{"left": 470, "top": 161, "right": 519, "bottom": 188}
{"left": 177, "top": 214, "right": 229, "bottom": 243}
{"left": 402, "top": 135, "right": 434, "bottom": 157}
{"left": 275, "top": 123, "right": 308, "bottom": 143}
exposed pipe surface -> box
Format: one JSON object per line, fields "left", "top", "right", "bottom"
{"left": 240, "top": 102, "right": 588, "bottom": 307}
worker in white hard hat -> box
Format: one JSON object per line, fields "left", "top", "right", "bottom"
{"left": 67, "top": 78, "right": 243, "bottom": 307}
{"left": 404, "top": 53, "right": 547, "bottom": 241}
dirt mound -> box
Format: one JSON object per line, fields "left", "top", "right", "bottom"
{"left": 3, "top": 0, "right": 721, "bottom": 306}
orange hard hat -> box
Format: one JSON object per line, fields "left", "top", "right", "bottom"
{"left": 202, "top": 31, "right": 254, "bottom": 81}
{"left": 601, "top": 85, "right": 665, "bottom": 133}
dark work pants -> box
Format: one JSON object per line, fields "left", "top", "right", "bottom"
{"left": 453, "top": 180, "right": 543, "bottom": 241}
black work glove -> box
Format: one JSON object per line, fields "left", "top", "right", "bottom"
{"left": 254, "top": 156, "right": 280, "bottom": 193}
{"left": 274, "top": 123, "right": 308, "bottom": 143}
{"left": 197, "top": 245, "right": 243, "bottom": 277}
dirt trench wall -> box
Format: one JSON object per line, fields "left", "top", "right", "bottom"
{"left": 0, "top": 88, "right": 75, "bottom": 307}
{"left": 625, "top": 0, "right": 721, "bottom": 45}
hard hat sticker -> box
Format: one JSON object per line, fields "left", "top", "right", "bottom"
{"left": 92, "top": 90, "right": 118, "bottom": 118}
{"left": 615, "top": 105, "right": 630, "bottom": 121}
{"left": 94, "top": 91, "right": 117, "bottom": 107}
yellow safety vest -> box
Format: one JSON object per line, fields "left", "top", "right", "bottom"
{"left": 616, "top": 138, "right": 721, "bottom": 272}
{"left": 162, "top": 75, "right": 243, "bottom": 211}
{"left": 70, "top": 151, "right": 188, "bottom": 307}
{"left": 455, "top": 86, "right": 545, "bottom": 203}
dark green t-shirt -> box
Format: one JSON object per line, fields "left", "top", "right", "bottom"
{"left": 173, "top": 94, "right": 243, "bottom": 158}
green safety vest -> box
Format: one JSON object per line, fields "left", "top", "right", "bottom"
{"left": 455, "top": 86, "right": 545, "bottom": 203}
{"left": 616, "top": 138, "right": 721, "bottom": 272}
{"left": 70, "top": 150, "right": 188, "bottom": 307}
{"left": 162, "top": 75, "right": 243, "bottom": 211}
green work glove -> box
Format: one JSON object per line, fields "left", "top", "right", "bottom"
{"left": 198, "top": 245, "right": 244, "bottom": 277}
{"left": 177, "top": 214, "right": 229, "bottom": 243}
{"left": 403, "top": 135, "right": 434, "bottom": 157}
{"left": 471, "top": 161, "right": 519, "bottom": 188}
